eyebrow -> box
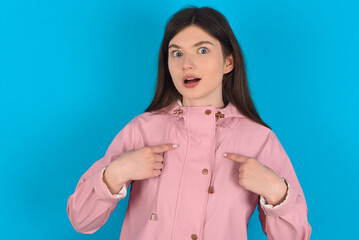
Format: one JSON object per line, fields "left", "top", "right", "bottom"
{"left": 168, "top": 40, "right": 214, "bottom": 49}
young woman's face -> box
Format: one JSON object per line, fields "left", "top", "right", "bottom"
{"left": 168, "top": 25, "right": 233, "bottom": 107}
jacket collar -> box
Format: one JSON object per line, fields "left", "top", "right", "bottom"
{"left": 167, "top": 99, "right": 246, "bottom": 128}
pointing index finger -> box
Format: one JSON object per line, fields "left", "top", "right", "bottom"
{"left": 223, "top": 152, "right": 248, "bottom": 163}
{"left": 151, "top": 144, "right": 179, "bottom": 153}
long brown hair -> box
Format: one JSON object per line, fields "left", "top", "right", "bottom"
{"left": 145, "top": 6, "right": 271, "bottom": 130}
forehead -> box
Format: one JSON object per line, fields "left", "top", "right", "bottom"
{"left": 169, "top": 25, "right": 218, "bottom": 46}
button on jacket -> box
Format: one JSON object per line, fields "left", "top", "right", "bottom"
{"left": 67, "top": 100, "right": 312, "bottom": 239}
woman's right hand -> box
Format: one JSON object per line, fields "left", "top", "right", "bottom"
{"left": 103, "top": 144, "right": 179, "bottom": 194}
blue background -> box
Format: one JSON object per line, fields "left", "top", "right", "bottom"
{"left": 1, "top": 0, "right": 358, "bottom": 239}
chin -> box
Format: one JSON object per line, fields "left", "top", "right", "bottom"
{"left": 180, "top": 91, "right": 203, "bottom": 99}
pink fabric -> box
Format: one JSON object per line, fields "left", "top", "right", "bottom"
{"left": 67, "top": 101, "right": 312, "bottom": 239}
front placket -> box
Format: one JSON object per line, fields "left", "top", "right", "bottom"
{"left": 171, "top": 106, "right": 216, "bottom": 240}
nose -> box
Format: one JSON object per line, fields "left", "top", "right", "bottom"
{"left": 182, "top": 54, "right": 195, "bottom": 70}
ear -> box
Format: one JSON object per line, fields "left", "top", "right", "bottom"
{"left": 223, "top": 53, "right": 234, "bottom": 74}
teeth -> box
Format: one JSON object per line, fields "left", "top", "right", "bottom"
{"left": 187, "top": 78, "right": 196, "bottom": 80}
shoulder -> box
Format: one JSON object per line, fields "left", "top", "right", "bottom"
{"left": 234, "top": 116, "right": 273, "bottom": 140}
{"left": 133, "top": 110, "right": 172, "bottom": 128}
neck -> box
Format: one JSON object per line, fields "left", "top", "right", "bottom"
{"left": 182, "top": 98, "right": 225, "bottom": 109}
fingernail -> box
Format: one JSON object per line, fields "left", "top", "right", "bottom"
{"left": 172, "top": 144, "right": 179, "bottom": 148}
{"left": 222, "top": 153, "right": 227, "bottom": 157}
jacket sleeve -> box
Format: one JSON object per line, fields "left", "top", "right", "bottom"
{"left": 258, "top": 131, "right": 312, "bottom": 240}
{"left": 67, "top": 117, "right": 138, "bottom": 234}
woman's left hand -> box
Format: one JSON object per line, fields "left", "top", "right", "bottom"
{"left": 223, "top": 152, "right": 288, "bottom": 206}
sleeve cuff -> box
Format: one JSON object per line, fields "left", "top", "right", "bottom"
{"left": 90, "top": 167, "right": 127, "bottom": 202}
{"left": 259, "top": 178, "right": 297, "bottom": 217}
{"left": 100, "top": 167, "right": 127, "bottom": 198}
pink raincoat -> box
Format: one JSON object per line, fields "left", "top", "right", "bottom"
{"left": 67, "top": 100, "right": 312, "bottom": 239}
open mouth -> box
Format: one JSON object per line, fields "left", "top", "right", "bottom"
{"left": 184, "top": 78, "right": 201, "bottom": 83}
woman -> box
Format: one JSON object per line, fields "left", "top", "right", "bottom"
{"left": 67, "top": 6, "right": 312, "bottom": 240}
